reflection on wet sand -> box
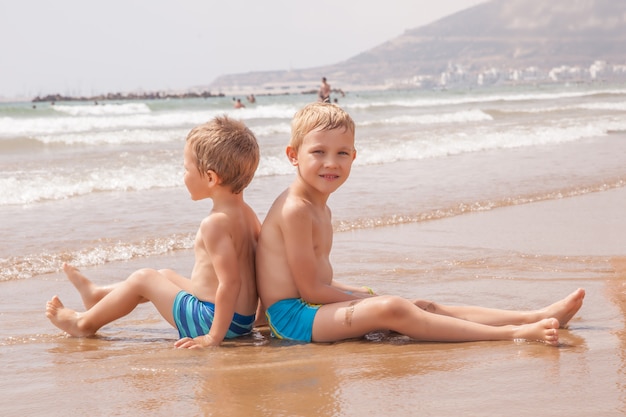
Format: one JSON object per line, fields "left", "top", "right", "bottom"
{"left": 190, "top": 332, "right": 574, "bottom": 416}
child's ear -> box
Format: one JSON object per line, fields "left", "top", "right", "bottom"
{"left": 206, "top": 169, "right": 220, "bottom": 185}
{"left": 285, "top": 146, "right": 298, "bottom": 166}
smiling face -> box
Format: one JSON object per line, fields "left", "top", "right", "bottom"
{"left": 287, "top": 126, "right": 356, "bottom": 197}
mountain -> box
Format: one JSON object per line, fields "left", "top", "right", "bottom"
{"left": 209, "top": 0, "right": 626, "bottom": 93}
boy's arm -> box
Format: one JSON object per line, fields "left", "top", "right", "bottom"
{"left": 178, "top": 215, "right": 240, "bottom": 348}
{"left": 205, "top": 220, "right": 241, "bottom": 346}
{"left": 282, "top": 205, "right": 356, "bottom": 304}
{"left": 330, "top": 280, "right": 376, "bottom": 297}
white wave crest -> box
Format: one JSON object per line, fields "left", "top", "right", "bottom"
{"left": 53, "top": 102, "right": 151, "bottom": 116}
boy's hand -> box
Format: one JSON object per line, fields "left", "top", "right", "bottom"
{"left": 174, "top": 337, "right": 204, "bottom": 349}
{"left": 361, "top": 286, "right": 376, "bottom": 296}
{"left": 174, "top": 334, "right": 219, "bottom": 349}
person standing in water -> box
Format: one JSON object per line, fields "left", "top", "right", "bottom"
{"left": 318, "top": 77, "right": 331, "bottom": 103}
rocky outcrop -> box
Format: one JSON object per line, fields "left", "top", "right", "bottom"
{"left": 32, "top": 90, "right": 224, "bottom": 103}
{"left": 210, "top": 0, "right": 626, "bottom": 91}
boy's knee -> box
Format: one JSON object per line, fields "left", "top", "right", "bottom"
{"left": 127, "top": 268, "right": 158, "bottom": 287}
{"left": 376, "top": 295, "right": 413, "bottom": 320}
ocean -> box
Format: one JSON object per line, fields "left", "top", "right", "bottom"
{"left": 2, "top": 84, "right": 625, "bottom": 281}
{"left": 1, "top": 83, "right": 625, "bottom": 416}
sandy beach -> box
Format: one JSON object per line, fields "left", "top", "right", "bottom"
{"left": 2, "top": 186, "right": 624, "bottom": 417}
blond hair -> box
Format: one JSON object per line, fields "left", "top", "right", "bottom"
{"left": 290, "top": 102, "right": 355, "bottom": 151}
{"left": 186, "top": 116, "right": 259, "bottom": 194}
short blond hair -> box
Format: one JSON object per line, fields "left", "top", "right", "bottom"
{"left": 290, "top": 102, "right": 355, "bottom": 151}
{"left": 186, "top": 116, "right": 259, "bottom": 194}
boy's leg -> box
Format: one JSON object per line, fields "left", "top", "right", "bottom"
{"left": 412, "top": 288, "right": 585, "bottom": 328}
{"left": 64, "top": 263, "right": 191, "bottom": 309}
{"left": 311, "top": 295, "right": 560, "bottom": 345}
{"left": 64, "top": 263, "right": 119, "bottom": 309}
{"left": 47, "top": 268, "right": 182, "bottom": 337}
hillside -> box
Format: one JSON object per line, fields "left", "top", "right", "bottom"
{"left": 209, "top": 0, "right": 626, "bottom": 93}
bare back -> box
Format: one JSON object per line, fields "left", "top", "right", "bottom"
{"left": 190, "top": 199, "right": 260, "bottom": 316}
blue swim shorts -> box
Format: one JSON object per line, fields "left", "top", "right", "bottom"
{"left": 172, "top": 291, "right": 255, "bottom": 339}
{"left": 266, "top": 298, "right": 321, "bottom": 342}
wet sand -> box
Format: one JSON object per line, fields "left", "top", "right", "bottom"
{"left": 1, "top": 188, "right": 625, "bottom": 416}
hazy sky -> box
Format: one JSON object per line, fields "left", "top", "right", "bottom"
{"left": 0, "top": 0, "right": 487, "bottom": 99}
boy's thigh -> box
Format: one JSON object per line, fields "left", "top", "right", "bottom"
{"left": 131, "top": 269, "right": 183, "bottom": 327}
{"left": 159, "top": 268, "right": 192, "bottom": 292}
{"left": 312, "top": 298, "right": 388, "bottom": 343}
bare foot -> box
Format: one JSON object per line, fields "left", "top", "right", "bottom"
{"left": 63, "top": 263, "right": 110, "bottom": 309}
{"left": 45, "top": 295, "right": 93, "bottom": 337}
{"left": 537, "top": 288, "right": 585, "bottom": 328}
{"left": 513, "top": 318, "right": 560, "bottom": 346}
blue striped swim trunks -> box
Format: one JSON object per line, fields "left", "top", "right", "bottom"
{"left": 172, "top": 291, "right": 255, "bottom": 339}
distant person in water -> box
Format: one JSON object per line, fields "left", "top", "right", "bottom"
{"left": 46, "top": 116, "right": 262, "bottom": 348}
{"left": 247, "top": 94, "right": 256, "bottom": 104}
{"left": 318, "top": 77, "right": 331, "bottom": 103}
{"left": 234, "top": 98, "right": 245, "bottom": 109}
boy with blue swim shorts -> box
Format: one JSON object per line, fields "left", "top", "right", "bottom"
{"left": 255, "top": 102, "right": 380, "bottom": 344}
{"left": 47, "top": 116, "right": 264, "bottom": 348}
{"left": 265, "top": 298, "right": 321, "bottom": 342}
{"left": 173, "top": 291, "right": 255, "bottom": 339}
{"left": 254, "top": 102, "right": 582, "bottom": 346}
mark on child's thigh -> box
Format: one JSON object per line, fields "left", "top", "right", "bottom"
{"left": 344, "top": 300, "right": 360, "bottom": 327}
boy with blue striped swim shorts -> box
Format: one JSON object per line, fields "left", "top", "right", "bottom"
{"left": 47, "top": 116, "right": 263, "bottom": 348}
{"left": 173, "top": 291, "right": 255, "bottom": 339}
